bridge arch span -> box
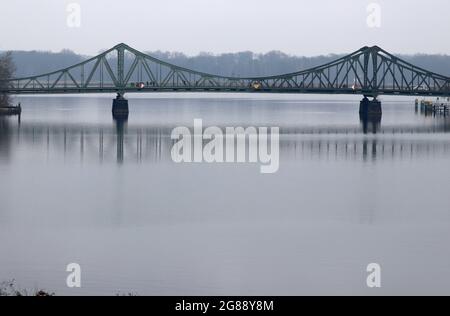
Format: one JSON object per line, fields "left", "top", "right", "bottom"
{"left": 1, "top": 43, "right": 449, "bottom": 97}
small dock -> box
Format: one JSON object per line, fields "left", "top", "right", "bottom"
{"left": 0, "top": 105, "right": 21, "bottom": 116}
{"left": 415, "top": 98, "right": 450, "bottom": 115}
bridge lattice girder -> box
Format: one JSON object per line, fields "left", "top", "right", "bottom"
{"left": 1, "top": 44, "right": 450, "bottom": 96}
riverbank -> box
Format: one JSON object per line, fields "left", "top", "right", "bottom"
{"left": 0, "top": 280, "right": 53, "bottom": 296}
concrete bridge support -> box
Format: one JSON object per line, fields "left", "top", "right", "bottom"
{"left": 112, "top": 93, "right": 129, "bottom": 119}
{"left": 359, "top": 96, "right": 382, "bottom": 119}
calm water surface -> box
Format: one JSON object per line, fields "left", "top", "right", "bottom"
{"left": 1, "top": 93, "right": 450, "bottom": 295}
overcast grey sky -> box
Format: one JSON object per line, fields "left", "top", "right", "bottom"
{"left": 1, "top": 0, "right": 449, "bottom": 56}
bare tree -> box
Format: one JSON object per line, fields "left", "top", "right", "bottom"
{"left": 0, "top": 52, "right": 15, "bottom": 105}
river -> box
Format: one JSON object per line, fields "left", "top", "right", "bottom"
{"left": 0, "top": 93, "right": 449, "bottom": 295}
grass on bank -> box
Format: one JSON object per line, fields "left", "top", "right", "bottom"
{"left": 0, "top": 280, "right": 54, "bottom": 296}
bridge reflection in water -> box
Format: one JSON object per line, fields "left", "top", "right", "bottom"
{"left": 1, "top": 115, "right": 450, "bottom": 165}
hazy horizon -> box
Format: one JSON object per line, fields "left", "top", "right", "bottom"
{"left": 8, "top": 45, "right": 450, "bottom": 79}
{"left": 4, "top": 45, "right": 450, "bottom": 59}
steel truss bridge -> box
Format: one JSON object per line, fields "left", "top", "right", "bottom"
{"left": 1, "top": 43, "right": 450, "bottom": 97}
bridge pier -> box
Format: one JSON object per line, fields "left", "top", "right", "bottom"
{"left": 112, "top": 93, "right": 129, "bottom": 119}
{"left": 359, "top": 96, "right": 382, "bottom": 119}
